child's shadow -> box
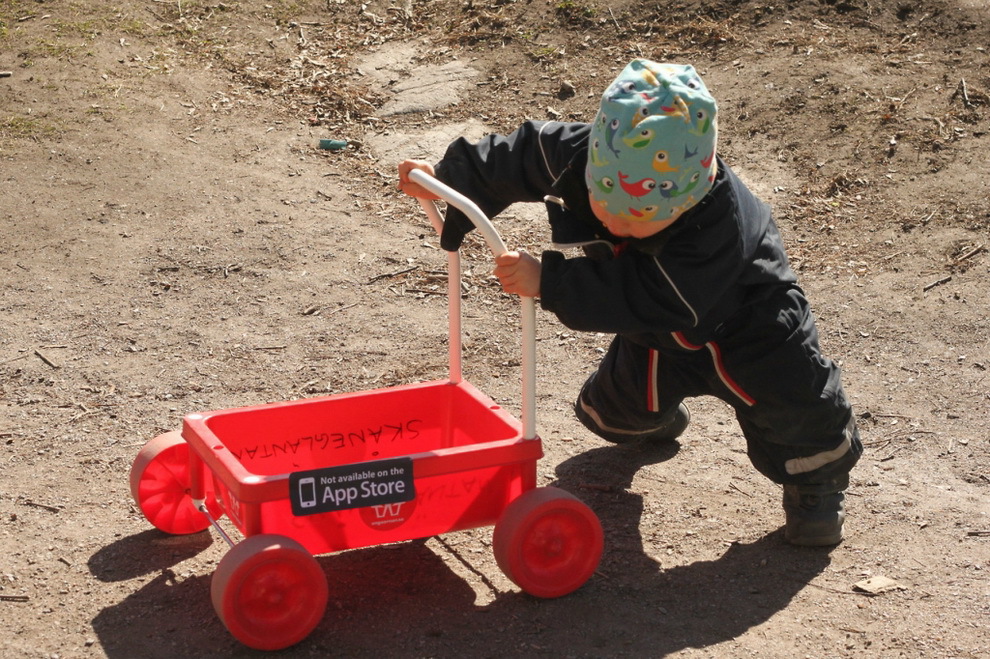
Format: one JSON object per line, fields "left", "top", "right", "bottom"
{"left": 502, "top": 440, "right": 836, "bottom": 655}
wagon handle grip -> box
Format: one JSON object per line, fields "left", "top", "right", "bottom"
{"left": 408, "top": 169, "right": 538, "bottom": 442}
{"left": 408, "top": 168, "right": 508, "bottom": 256}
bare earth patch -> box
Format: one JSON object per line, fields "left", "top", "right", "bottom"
{"left": 1, "top": 1, "right": 988, "bottom": 657}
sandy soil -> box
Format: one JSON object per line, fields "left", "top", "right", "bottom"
{"left": 1, "top": 1, "right": 988, "bottom": 657}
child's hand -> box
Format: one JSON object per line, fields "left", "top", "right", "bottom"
{"left": 397, "top": 160, "right": 441, "bottom": 199}
{"left": 494, "top": 250, "right": 541, "bottom": 298}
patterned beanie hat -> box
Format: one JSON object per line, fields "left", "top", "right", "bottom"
{"left": 586, "top": 59, "right": 718, "bottom": 223}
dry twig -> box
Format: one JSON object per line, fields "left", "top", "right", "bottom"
{"left": 367, "top": 265, "right": 418, "bottom": 283}
{"left": 325, "top": 303, "right": 358, "bottom": 316}
{"left": 801, "top": 580, "right": 862, "bottom": 596}
{"left": 34, "top": 349, "right": 60, "bottom": 369}
{"left": 954, "top": 78, "right": 972, "bottom": 107}
{"left": 20, "top": 500, "right": 61, "bottom": 513}
{"left": 923, "top": 275, "right": 951, "bottom": 292}
{"left": 729, "top": 481, "right": 752, "bottom": 497}
{"left": 607, "top": 8, "right": 621, "bottom": 30}
{"left": 952, "top": 244, "right": 985, "bottom": 266}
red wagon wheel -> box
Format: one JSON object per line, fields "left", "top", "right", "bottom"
{"left": 211, "top": 534, "right": 329, "bottom": 651}
{"left": 493, "top": 486, "right": 604, "bottom": 599}
{"left": 129, "top": 431, "right": 218, "bottom": 535}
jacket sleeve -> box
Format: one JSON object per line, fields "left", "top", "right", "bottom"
{"left": 433, "top": 121, "right": 590, "bottom": 222}
{"left": 539, "top": 201, "right": 749, "bottom": 336}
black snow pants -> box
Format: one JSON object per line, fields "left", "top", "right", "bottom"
{"left": 578, "top": 286, "right": 862, "bottom": 489}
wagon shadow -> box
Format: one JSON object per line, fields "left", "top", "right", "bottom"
{"left": 90, "top": 441, "right": 830, "bottom": 658}
{"left": 88, "top": 528, "right": 213, "bottom": 583}
{"left": 89, "top": 535, "right": 480, "bottom": 658}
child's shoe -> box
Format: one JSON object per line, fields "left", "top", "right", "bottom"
{"left": 782, "top": 484, "right": 845, "bottom": 546}
{"left": 575, "top": 392, "right": 690, "bottom": 444}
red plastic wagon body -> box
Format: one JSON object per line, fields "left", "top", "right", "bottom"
{"left": 181, "top": 377, "right": 541, "bottom": 556}
{"left": 129, "top": 171, "right": 603, "bottom": 651}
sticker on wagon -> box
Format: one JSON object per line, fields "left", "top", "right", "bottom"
{"left": 289, "top": 457, "right": 415, "bottom": 517}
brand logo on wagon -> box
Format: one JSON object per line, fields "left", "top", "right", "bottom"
{"left": 359, "top": 499, "right": 416, "bottom": 531}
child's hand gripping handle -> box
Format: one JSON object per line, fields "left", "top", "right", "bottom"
{"left": 407, "top": 168, "right": 538, "bottom": 441}
{"left": 407, "top": 169, "right": 509, "bottom": 258}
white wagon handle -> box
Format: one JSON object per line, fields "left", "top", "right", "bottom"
{"left": 408, "top": 168, "right": 538, "bottom": 442}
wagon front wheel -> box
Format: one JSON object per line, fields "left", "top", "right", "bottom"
{"left": 211, "top": 534, "right": 328, "bottom": 651}
{"left": 493, "top": 486, "right": 603, "bottom": 599}
{"left": 129, "top": 431, "right": 218, "bottom": 534}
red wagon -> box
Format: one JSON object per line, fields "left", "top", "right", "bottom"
{"left": 129, "top": 171, "right": 603, "bottom": 650}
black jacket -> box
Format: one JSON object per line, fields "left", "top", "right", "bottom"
{"left": 434, "top": 121, "right": 799, "bottom": 351}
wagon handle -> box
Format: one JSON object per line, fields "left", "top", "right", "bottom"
{"left": 408, "top": 168, "right": 537, "bottom": 442}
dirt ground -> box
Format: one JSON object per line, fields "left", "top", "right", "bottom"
{"left": 1, "top": 0, "right": 989, "bottom": 657}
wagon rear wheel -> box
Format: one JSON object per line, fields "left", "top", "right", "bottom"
{"left": 211, "top": 534, "right": 328, "bottom": 651}
{"left": 129, "top": 431, "right": 218, "bottom": 534}
{"left": 493, "top": 486, "right": 603, "bottom": 599}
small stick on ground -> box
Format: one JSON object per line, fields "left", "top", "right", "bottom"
{"left": 34, "top": 349, "right": 60, "bottom": 369}
{"left": 20, "top": 500, "right": 62, "bottom": 513}
{"left": 952, "top": 244, "right": 985, "bottom": 266}
{"left": 895, "top": 85, "right": 918, "bottom": 110}
{"left": 729, "top": 481, "right": 752, "bottom": 497}
{"left": 325, "top": 303, "right": 358, "bottom": 316}
{"left": 367, "top": 265, "right": 418, "bottom": 283}
{"left": 579, "top": 482, "right": 615, "bottom": 493}
{"left": 607, "top": 8, "right": 621, "bottom": 30}
{"left": 957, "top": 78, "right": 972, "bottom": 108}
{"left": 800, "top": 580, "right": 862, "bottom": 596}
{"left": 923, "top": 275, "right": 951, "bottom": 292}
